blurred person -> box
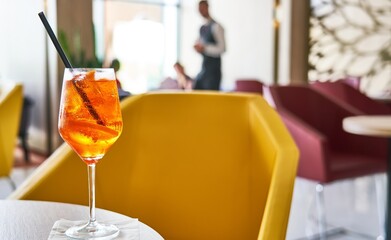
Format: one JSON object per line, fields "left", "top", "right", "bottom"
{"left": 159, "top": 62, "right": 193, "bottom": 90}
{"left": 159, "top": 76, "right": 180, "bottom": 90}
{"left": 194, "top": 0, "right": 226, "bottom": 90}
{"left": 173, "top": 62, "right": 193, "bottom": 90}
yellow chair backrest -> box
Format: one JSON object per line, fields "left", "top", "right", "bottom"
{"left": 10, "top": 92, "right": 298, "bottom": 240}
{"left": 0, "top": 83, "right": 23, "bottom": 177}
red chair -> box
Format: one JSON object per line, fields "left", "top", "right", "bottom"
{"left": 265, "top": 85, "right": 387, "bottom": 238}
{"left": 310, "top": 81, "right": 391, "bottom": 115}
{"left": 313, "top": 76, "right": 361, "bottom": 90}
{"left": 234, "top": 79, "right": 263, "bottom": 94}
{"left": 339, "top": 76, "right": 361, "bottom": 90}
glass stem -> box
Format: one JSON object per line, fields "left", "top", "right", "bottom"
{"left": 88, "top": 164, "right": 96, "bottom": 224}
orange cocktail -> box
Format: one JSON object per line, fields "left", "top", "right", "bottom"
{"left": 58, "top": 68, "right": 123, "bottom": 239}
{"left": 58, "top": 70, "right": 122, "bottom": 165}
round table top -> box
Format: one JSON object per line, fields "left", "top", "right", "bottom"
{"left": 0, "top": 200, "right": 163, "bottom": 240}
{"left": 343, "top": 115, "right": 391, "bottom": 138}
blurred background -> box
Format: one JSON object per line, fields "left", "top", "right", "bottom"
{"left": 0, "top": 0, "right": 389, "bottom": 166}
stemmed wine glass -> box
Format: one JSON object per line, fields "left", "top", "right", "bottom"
{"left": 58, "top": 68, "right": 123, "bottom": 239}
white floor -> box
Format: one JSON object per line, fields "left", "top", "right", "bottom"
{"left": 287, "top": 175, "right": 386, "bottom": 240}
{"left": 0, "top": 167, "right": 36, "bottom": 199}
{"left": 0, "top": 168, "right": 387, "bottom": 239}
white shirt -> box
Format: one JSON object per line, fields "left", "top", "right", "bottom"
{"left": 199, "top": 19, "right": 226, "bottom": 58}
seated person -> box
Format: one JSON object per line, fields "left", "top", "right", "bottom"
{"left": 159, "top": 62, "right": 193, "bottom": 90}
{"left": 159, "top": 76, "right": 180, "bottom": 90}
{"left": 173, "top": 62, "right": 193, "bottom": 90}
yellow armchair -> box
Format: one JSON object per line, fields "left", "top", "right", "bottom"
{"left": 10, "top": 92, "right": 298, "bottom": 240}
{"left": 0, "top": 83, "right": 23, "bottom": 189}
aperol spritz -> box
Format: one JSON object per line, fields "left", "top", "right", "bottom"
{"left": 58, "top": 68, "right": 123, "bottom": 239}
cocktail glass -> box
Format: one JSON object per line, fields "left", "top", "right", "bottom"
{"left": 58, "top": 68, "right": 123, "bottom": 239}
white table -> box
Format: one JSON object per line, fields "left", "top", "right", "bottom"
{"left": 0, "top": 200, "right": 163, "bottom": 240}
{"left": 343, "top": 116, "right": 391, "bottom": 240}
{"left": 343, "top": 116, "right": 391, "bottom": 137}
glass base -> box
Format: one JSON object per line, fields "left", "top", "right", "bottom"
{"left": 65, "top": 221, "right": 119, "bottom": 239}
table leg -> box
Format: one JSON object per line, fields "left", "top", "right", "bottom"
{"left": 387, "top": 139, "right": 391, "bottom": 240}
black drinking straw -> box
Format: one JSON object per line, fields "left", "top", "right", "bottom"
{"left": 38, "top": 12, "right": 73, "bottom": 69}
{"left": 38, "top": 11, "right": 105, "bottom": 126}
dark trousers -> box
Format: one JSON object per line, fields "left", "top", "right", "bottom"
{"left": 195, "top": 56, "right": 221, "bottom": 90}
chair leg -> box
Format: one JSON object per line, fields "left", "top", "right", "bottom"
{"left": 21, "top": 135, "right": 30, "bottom": 163}
{"left": 375, "top": 174, "right": 386, "bottom": 240}
{"left": 302, "top": 181, "right": 377, "bottom": 240}
{"left": 7, "top": 177, "right": 16, "bottom": 190}
{"left": 315, "top": 183, "right": 327, "bottom": 240}
{"left": 302, "top": 183, "right": 345, "bottom": 240}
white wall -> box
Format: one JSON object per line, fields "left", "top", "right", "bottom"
{"left": 0, "top": 0, "right": 56, "bottom": 153}
{"left": 179, "top": 0, "right": 275, "bottom": 90}
{"left": 278, "top": 0, "right": 292, "bottom": 85}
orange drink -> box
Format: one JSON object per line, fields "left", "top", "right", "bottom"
{"left": 58, "top": 68, "right": 123, "bottom": 239}
{"left": 58, "top": 70, "right": 122, "bottom": 164}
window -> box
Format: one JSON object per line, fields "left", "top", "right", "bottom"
{"left": 93, "top": 0, "right": 179, "bottom": 93}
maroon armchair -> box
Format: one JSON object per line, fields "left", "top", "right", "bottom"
{"left": 310, "top": 81, "right": 391, "bottom": 115}
{"left": 339, "top": 76, "right": 361, "bottom": 90}
{"left": 266, "top": 85, "right": 387, "bottom": 237}
{"left": 267, "top": 85, "right": 387, "bottom": 183}
{"left": 234, "top": 79, "right": 263, "bottom": 94}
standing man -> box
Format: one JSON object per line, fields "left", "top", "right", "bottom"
{"left": 194, "top": 0, "right": 226, "bottom": 90}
